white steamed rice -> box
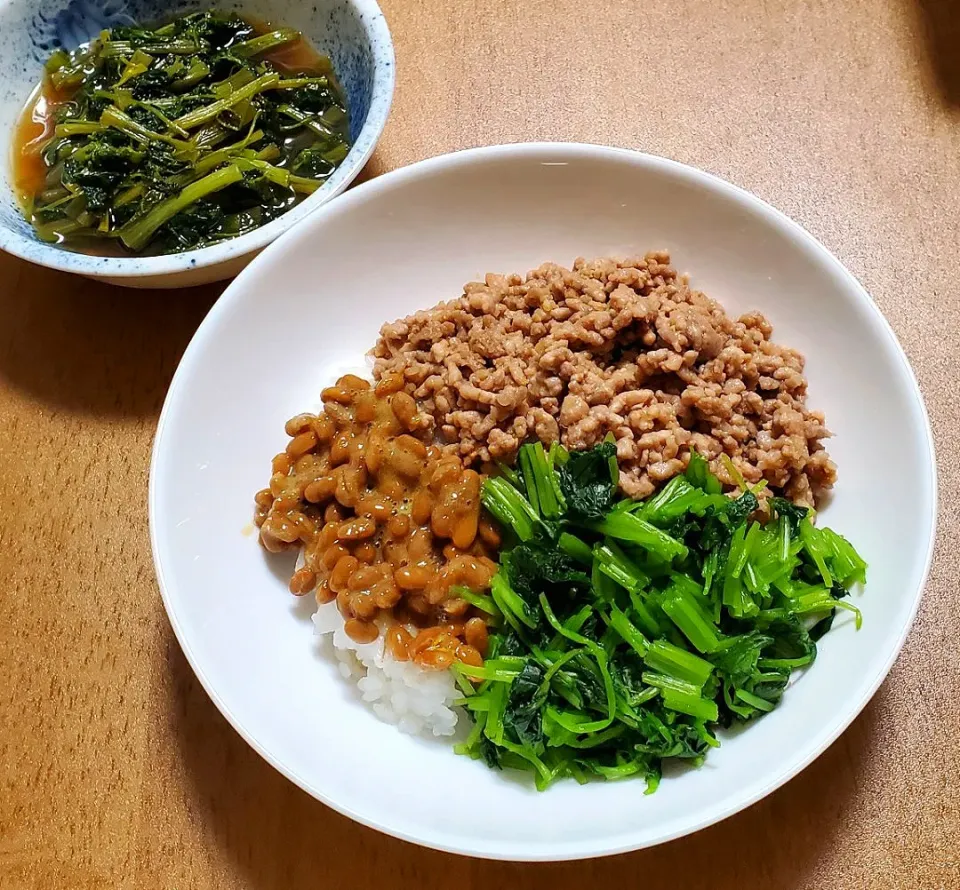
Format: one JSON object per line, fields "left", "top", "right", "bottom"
{"left": 311, "top": 600, "right": 462, "bottom": 737}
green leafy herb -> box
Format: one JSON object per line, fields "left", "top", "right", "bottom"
{"left": 456, "top": 443, "right": 867, "bottom": 789}
{"left": 557, "top": 439, "right": 618, "bottom": 521}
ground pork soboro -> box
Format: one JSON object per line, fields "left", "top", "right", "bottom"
{"left": 371, "top": 252, "right": 837, "bottom": 506}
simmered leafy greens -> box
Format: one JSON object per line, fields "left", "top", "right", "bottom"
{"left": 459, "top": 442, "right": 866, "bottom": 790}
{"left": 22, "top": 11, "right": 350, "bottom": 254}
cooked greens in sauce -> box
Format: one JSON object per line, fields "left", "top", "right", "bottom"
{"left": 12, "top": 11, "right": 350, "bottom": 255}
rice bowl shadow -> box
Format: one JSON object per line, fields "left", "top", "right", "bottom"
{"left": 0, "top": 251, "right": 220, "bottom": 417}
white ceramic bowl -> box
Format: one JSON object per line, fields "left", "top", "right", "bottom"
{"left": 150, "top": 143, "right": 937, "bottom": 860}
{"left": 0, "top": 0, "right": 393, "bottom": 288}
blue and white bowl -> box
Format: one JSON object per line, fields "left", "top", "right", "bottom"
{"left": 0, "top": 0, "right": 394, "bottom": 287}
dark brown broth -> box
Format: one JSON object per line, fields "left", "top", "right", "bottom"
{"left": 11, "top": 84, "right": 68, "bottom": 211}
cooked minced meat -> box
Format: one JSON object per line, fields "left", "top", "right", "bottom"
{"left": 371, "top": 252, "right": 836, "bottom": 506}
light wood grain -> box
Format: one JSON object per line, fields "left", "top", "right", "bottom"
{"left": 1, "top": 0, "right": 959, "bottom": 887}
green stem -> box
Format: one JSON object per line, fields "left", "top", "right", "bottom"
{"left": 480, "top": 477, "right": 539, "bottom": 542}
{"left": 231, "top": 28, "right": 301, "bottom": 59}
{"left": 174, "top": 73, "right": 281, "bottom": 131}
{"left": 100, "top": 105, "right": 195, "bottom": 156}
{"left": 54, "top": 122, "right": 102, "bottom": 138}
{"left": 118, "top": 164, "right": 243, "bottom": 251}
{"left": 272, "top": 76, "right": 330, "bottom": 90}
{"left": 558, "top": 532, "right": 592, "bottom": 565}
{"left": 590, "top": 512, "right": 688, "bottom": 562}
{"left": 643, "top": 639, "right": 714, "bottom": 687}
{"left": 289, "top": 175, "right": 323, "bottom": 194}
{"left": 100, "top": 39, "right": 201, "bottom": 57}
{"left": 276, "top": 103, "right": 337, "bottom": 138}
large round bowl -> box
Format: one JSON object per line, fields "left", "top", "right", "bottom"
{"left": 149, "top": 143, "right": 937, "bottom": 860}
{"left": 0, "top": 0, "right": 393, "bottom": 288}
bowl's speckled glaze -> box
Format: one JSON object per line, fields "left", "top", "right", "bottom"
{"left": 0, "top": 0, "right": 394, "bottom": 287}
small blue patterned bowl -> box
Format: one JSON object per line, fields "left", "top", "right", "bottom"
{"left": 0, "top": 0, "right": 394, "bottom": 287}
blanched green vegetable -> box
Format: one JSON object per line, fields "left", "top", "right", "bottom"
{"left": 23, "top": 11, "right": 350, "bottom": 254}
{"left": 461, "top": 442, "right": 866, "bottom": 790}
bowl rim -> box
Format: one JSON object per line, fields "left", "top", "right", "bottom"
{"left": 0, "top": 0, "right": 394, "bottom": 279}
{"left": 149, "top": 142, "right": 938, "bottom": 861}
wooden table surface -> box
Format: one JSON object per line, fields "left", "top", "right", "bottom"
{"left": 2, "top": 0, "right": 959, "bottom": 887}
